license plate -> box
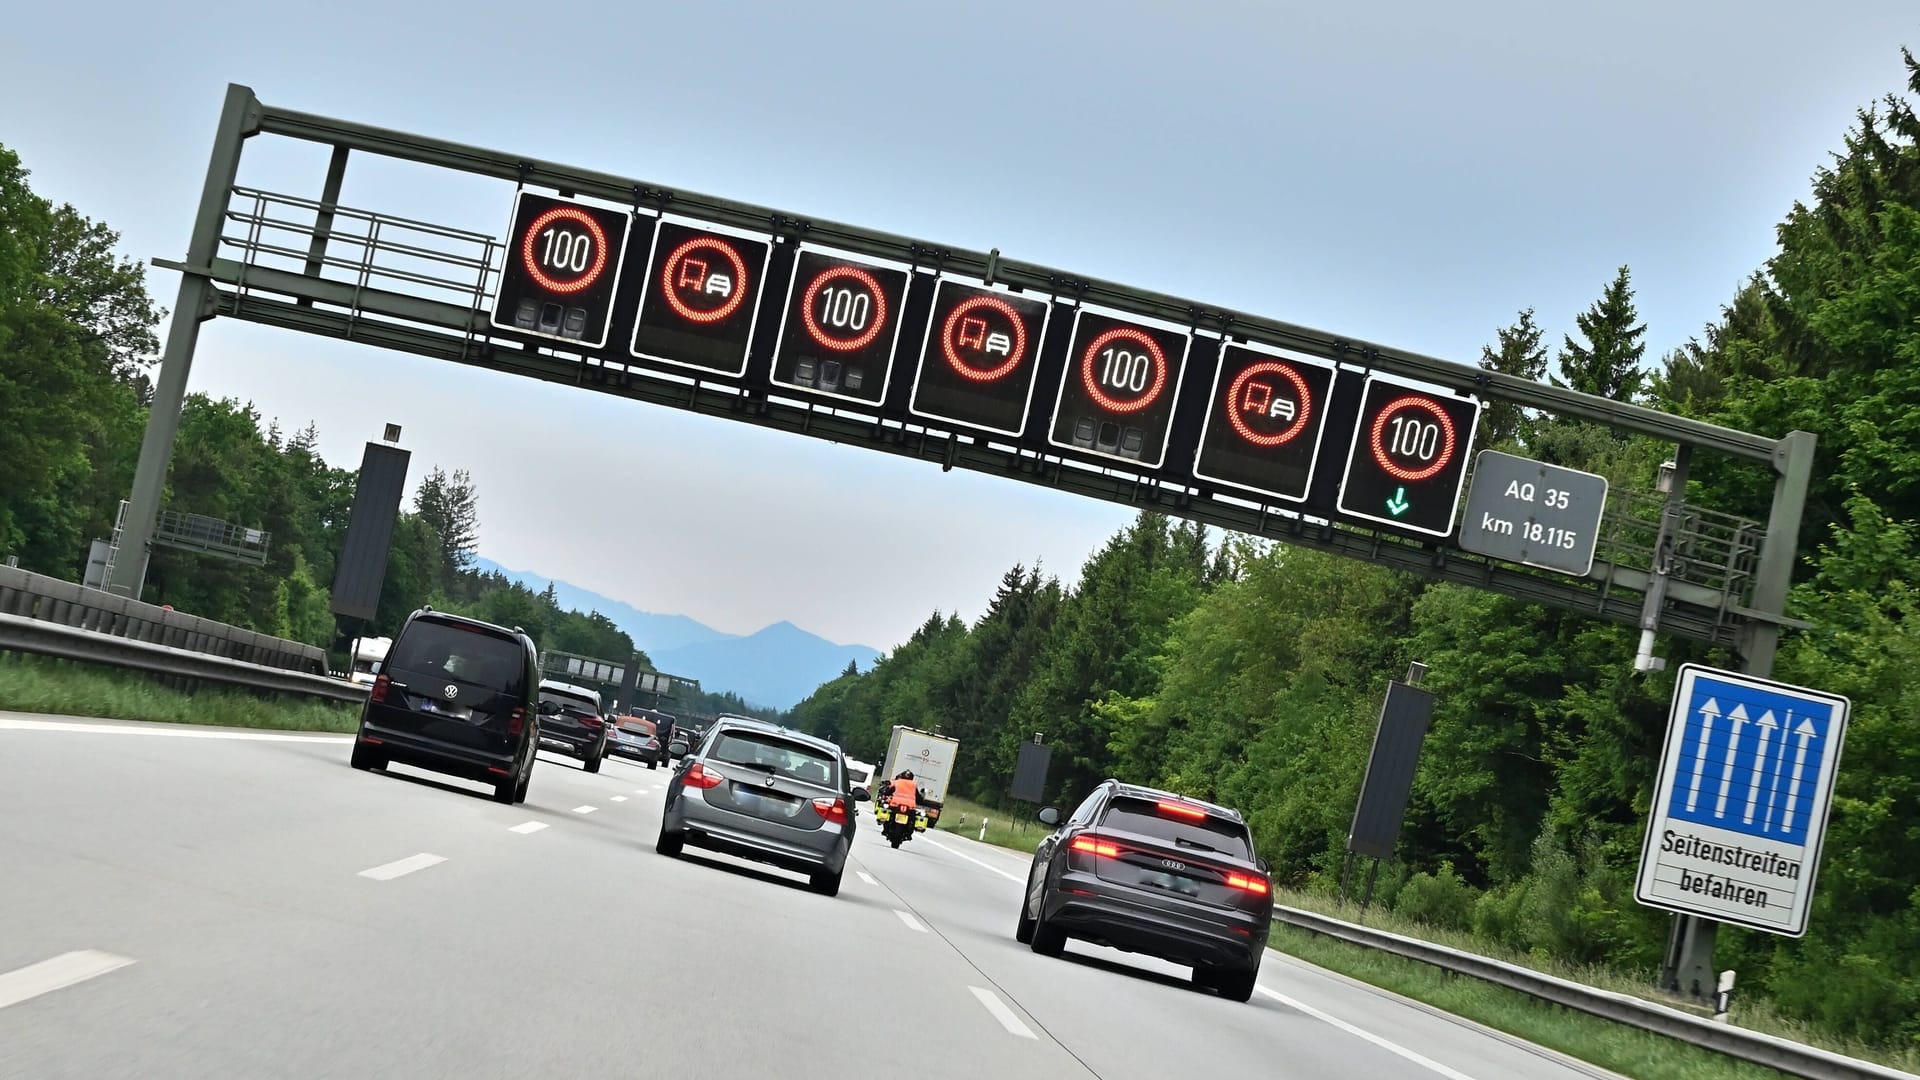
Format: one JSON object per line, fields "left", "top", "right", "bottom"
{"left": 420, "top": 700, "right": 472, "bottom": 721}
{"left": 1141, "top": 870, "right": 1201, "bottom": 897}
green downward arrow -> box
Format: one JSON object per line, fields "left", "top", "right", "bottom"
{"left": 1386, "top": 486, "right": 1411, "bottom": 516}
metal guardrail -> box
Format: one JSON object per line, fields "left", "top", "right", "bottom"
{"left": 0, "top": 565, "right": 357, "bottom": 702}
{"left": 0, "top": 614, "right": 367, "bottom": 704}
{"left": 1274, "top": 905, "right": 1917, "bottom": 1080}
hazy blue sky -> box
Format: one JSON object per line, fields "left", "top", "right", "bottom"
{"left": 2, "top": 0, "right": 1911, "bottom": 650}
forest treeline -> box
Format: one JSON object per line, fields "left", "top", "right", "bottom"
{"left": 787, "top": 53, "right": 1920, "bottom": 1046}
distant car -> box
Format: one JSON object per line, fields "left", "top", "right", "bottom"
{"left": 349, "top": 608, "right": 540, "bottom": 805}
{"left": 656, "top": 717, "right": 870, "bottom": 896}
{"left": 1018, "top": 780, "right": 1273, "bottom": 1002}
{"left": 535, "top": 680, "right": 609, "bottom": 773}
{"left": 608, "top": 714, "right": 665, "bottom": 768}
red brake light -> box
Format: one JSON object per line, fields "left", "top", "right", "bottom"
{"left": 581, "top": 715, "right": 604, "bottom": 729}
{"left": 812, "top": 797, "right": 848, "bottom": 825}
{"left": 1069, "top": 837, "right": 1120, "bottom": 858}
{"left": 1157, "top": 800, "right": 1208, "bottom": 820}
{"left": 1226, "top": 873, "right": 1270, "bottom": 896}
{"left": 683, "top": 763, "right": 723, "bottom": 789}
{"left": 507, "top": 706, "right": 525, "bottom": 738}
{"left": 369, "top": 674, "right": 390, "bottom": 704}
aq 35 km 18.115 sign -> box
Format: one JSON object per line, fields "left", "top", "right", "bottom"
{"left": 490, "top": 192, "right": 632, "bottom": 349}
{"left": 1337, "top": 376, "right": 1482, "bottom": 538}
{"left": 630, "top": 219, "right": 772, "bottom": 378}
{"left": 1048, "top": 309, "right": 1192, "bottom": 468}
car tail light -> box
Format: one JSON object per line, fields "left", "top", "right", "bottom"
{"left": 1069, "top": 836, "right": 1120, "bottom": 858}
{"left": 1156, "top": 800, "right": 1208, "bottom": 820}
{"left": 369, "top": 674, "right": 391, "bottom": 704}
{"left": 1226, "top": 873, "right": 1270, "bottom": 896}
{"left": 581, "top": 715, "right": 604, "bottom": 730}
{"left": 682, "top": 763, "right": 723, "bottom": 789}
{"left": 812, "top": 797, "right": 848, "bottom": 825}
{"left": 507, "top": 706, "right": 525, "bottom": 738}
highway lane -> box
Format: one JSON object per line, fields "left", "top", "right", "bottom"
{"left": 0, "top": 713, "right": 1621, "bottom": 1080}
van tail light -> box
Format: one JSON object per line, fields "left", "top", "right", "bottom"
{"left": 1226, "top": 873, "right": 1270, "bottom": 896}
{"left": 812, "top": 797, "right": 848, "bottom": 825}
{"left": 1069, "top": 836, "right": 1121, "bottom": 858}
{"left": 683, "top": 763, "right": 723, "bottom": 789}
{"left": 1156, "top": 800, "right": 1208, "bottom": 820}
{"left": 507, "top": 706, "right": 525, "bottom": 738}
{"left": 369, "top": 674, "right": 391, "bottom": 704}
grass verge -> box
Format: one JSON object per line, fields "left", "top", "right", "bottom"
{"left": 929, "top": 795, "right": 1043, "bottom": 853}
{"left": 0, "top": 654, "right": 360, "bottom": 733}
{"left": 1273, "top": 922, "right": 1796, "bottom": 1080}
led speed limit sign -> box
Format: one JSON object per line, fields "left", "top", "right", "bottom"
{"left": 1047, "top": 310, "right": 1192, "bottom": 468}
{"left": 489, "top": 192, "right": 633, "bottom": 349}
{"left": 1336, "top": 376, "right": 1482, "bottom": 537}
{"left": 769, "top": 247, "right": 912, "bottom": 407}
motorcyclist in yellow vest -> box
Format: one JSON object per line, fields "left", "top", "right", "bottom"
{"left": 888, "top": 770, "right": 918, "bottom": 812}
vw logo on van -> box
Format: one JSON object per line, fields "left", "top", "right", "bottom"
{"left": 444, "top": 684, "right": 459, "bottom": 699}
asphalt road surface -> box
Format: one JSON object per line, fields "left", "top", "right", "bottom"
{"left": 0, "top": 713, "right": 1626, "bottom": 1080}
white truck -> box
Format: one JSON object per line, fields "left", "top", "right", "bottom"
{"left": 877, "top": 725, "right": 959, "bottom": 827}
{"left": 347, "top": 636, "right": 392, "bottom": 685}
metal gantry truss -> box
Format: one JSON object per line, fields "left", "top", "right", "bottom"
{"left": 112, "top": 84, "right": 1814, "bottom": 660}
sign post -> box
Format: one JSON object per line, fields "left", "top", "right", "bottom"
{"left": 1635, "top": 663, "right": 1849, "bottom": 939}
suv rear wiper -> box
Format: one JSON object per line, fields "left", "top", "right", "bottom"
{"left": 1174, "top": 837, "right": 1221, "bottom": 852}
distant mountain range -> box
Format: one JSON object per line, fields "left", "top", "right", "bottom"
{"left": 473, "top": 557, "right": 879, "bottom": 710}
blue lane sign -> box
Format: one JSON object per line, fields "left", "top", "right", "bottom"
{"left": 1635, "top": 663, "right": 1850, "bottom": 937}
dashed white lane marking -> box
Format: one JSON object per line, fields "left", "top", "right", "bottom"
{"left": 358, "top": 853, "right": 446, "bottom": 881}
{"left": 0, "top": 716, "right": 343, "bottom": 743}
{"left": 634, "top": 788, "right": 647, "bottom": 794}
{"left": 894, "top": 910, "right": 928, "bottom": 933}
{"left": 0, "top": 951, "right": 136, "bottom": 1011}
{"left": 509, "top": 822, "right": 548, "bottom": 835}
{"left": 571, "top": 805, "right": 597, "bottom": 814}
{"left": 969, "top": 986, "right": 1037, "bottom": 1039}
{"left": 921, "top": 835, "right": 1024, "bottom": 883}
{"left": 857, "top": 871, "right": 878, "bottom": 887}
{"left": 1256, "top": 986, "right": 1479, "bottom": 1080}
{"left": 611, "top": 795, "right": 628, "bottom": 803}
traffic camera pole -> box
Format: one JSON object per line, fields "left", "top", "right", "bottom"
{"left": 1656, "top": 431, "right": 1816, "bottom": 1000}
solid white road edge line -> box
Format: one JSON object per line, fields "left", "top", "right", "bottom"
{"left": 920, "top": 835, "right": 1024, "bottom": 883}
{"left": 611, "top": 795, "right": 628, "bottom": 803}
{"left": 969, "top": 986, "right": 1038, "bottom": 1039}
{"left": 894, "top": 910, "right": 929, "bottom": 933}
{"left": 571, "top": 805, "right": 597, "bottom": 814}
{"left": 857, "top": 871, "right": 878, "bottom": 886}
{"left": 1256, "top": 986, "right": 1480, "bottom": 1080}
{"left": 0, "top": 717, "right": 343, "bottom": 743}
{"left": 0, "top": 951, "right": 136, "bottom": 1011}
{"left": 508, "top": 822, "right": 549, "bottom": 835}
{"left": 358, "top": 853, "right": 447, "bottom": 881}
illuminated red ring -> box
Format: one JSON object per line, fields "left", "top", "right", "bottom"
{"left": 1225, "top": 362, "right": 1314, "bottom": 447}
{"left": 802, "top": 266, "right": 888, "bottom": 352}
{"left": 1079, "top": 328, "right": 1168, "bottom": 413}
{"left": 941, "top": 296, "right": 1027, "bottom": 382}
{"left": 661, "top": 237, "right": 749, "bottom": 324}
{"left": 520, "top": 207, "right": 610, "bottom": 294}
{"left": 1369, "top": 396, "right": 1458, "bottom": 482}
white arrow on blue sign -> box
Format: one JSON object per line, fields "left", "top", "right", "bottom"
{"left": 1635, "top": 663, "right": 1850, "bottom": 937}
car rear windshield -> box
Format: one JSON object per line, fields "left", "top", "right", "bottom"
{"left": 1100, "top": 797, "right": 1254, "bottom": 860}
{"left": 386, "top": 620, "right": 526, "bottom": 695}
{"left": 541, "top": 688, "right": 599, "bottom": 717}
{"left": 708, "top": 731, "right": 839, "bottom": 788}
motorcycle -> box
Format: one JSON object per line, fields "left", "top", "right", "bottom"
{"left": 881, "top": 802, "right": 917, "bottom": 848}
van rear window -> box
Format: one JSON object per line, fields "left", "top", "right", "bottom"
{"left": 1099, "top": 797, "right": 1253, "bottom": 859}
{"left": 387, "top": 620, "right": 526, "bottom": 695}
